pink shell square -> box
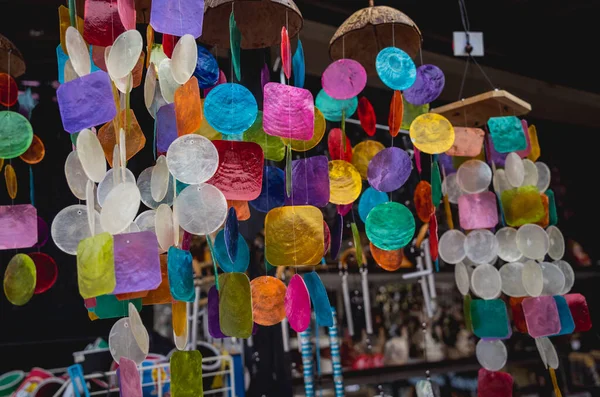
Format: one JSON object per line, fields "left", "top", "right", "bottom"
{"left": 522, "top": 296, "right": 561, "bottom": 338}
{"left": 458, "top": 191, "right": 498, "bottom": 229}
{"left": 263, "top": 83, "right": 314, "bottom": 140}
{"left": 445, "top": 127, "right": 484, "bottom": 157}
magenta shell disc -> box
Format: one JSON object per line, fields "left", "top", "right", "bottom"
{"left": 322, "top": 59, "right": 367, "bottom": 100}
{"left": 285, "top": 274, "right": 311, "bottom": 332}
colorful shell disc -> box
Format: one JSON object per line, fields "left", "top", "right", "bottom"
{"left": 204, "top": 83, "right": 258, "bottom": 135}
{"left": 366, "top": 202, "right": 415, "bottom": 251}
{"left": 375, "top": 47, "right": 417, "bottom": 91}
{"left": 403, "top": 64, "right": 445, "bottom": 105}
{"left": 322, "top": 59, "right": 367, "bottom": 100}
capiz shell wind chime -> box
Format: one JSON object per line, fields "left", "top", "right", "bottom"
{"left": 0, "top": 0, "right": 590, "bottom": 396}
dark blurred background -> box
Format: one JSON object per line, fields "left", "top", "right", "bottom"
{"left": 1, "top": 1, "right": 599, "bottom": 392}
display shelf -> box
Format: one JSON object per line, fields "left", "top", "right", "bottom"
{"left": 291, "top": 353, "right": 539, "bottom": 389}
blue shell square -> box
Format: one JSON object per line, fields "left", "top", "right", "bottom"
{"left": 471, "top": 299, "right": 510, "bottom": 339}
{"left": 487, "top": 116, "right": 527, "bottom": 153}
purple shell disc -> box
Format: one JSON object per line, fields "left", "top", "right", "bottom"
{"left": 34, "top": 216, "right": 49, "bottom": 248}
{"left": 285, "top": 155, "right": 330, "bottom": 207}
{"left": 367, "top": 147, "right": 412, "bottom": 192}
{"left": 156, "top": 103, "right": 177, "bottom": 154}
{"left": 208, "top": 285, "right": 226, "bottom": 338}
{"left": 403, "top": 65, "right": 445, "bottom": 106}
{"left": 322, "top": 59, "right": 367, "bottom": 100}
{"left": 150, "top": 0, "right": 204, "bottom": 38}
{"left": 438, "top": 153, "right": 455, "bottom": 175}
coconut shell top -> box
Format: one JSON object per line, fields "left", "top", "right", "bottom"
{"left": 0, "top": 34, "right": 26, "bottom": 78}
{"left": 200, "top": 0, "right": 303, "bottom": 49}
{"left": 329, "top": 5, "right": 422, "bottom": 75}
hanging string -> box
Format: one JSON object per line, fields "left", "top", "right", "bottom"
{"left": 259, "top": 47, "right": 269, "bottom": 277}
{"left": 457, "top": 0, "right": 495, "bottom": 97}
{"left": 470, "top": 55, "right": 496, "bottom": 90}
{"left": 457, "top": 57, "right": 470, "bottom": 100}
{"left": 286, "top": 10, "right": 298, "bottom": 270}
{"left": 264, "top": 105, "right": 270, "bottom": 276}
{"left": 392, "top": 23, "right": 395, "bottom": 48}
{"left": 458, "top": 0, "right": 471, "bottom": 37}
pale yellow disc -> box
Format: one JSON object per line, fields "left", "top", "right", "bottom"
{"left": 328, "top": 160, "right": 362, "bottom": 205}
{"left": 409, "top": 113, "right": 455, "bottom": 154}
{"left": 281, "top": 108, "right": 326, "bottom": 152}
{"left": 351, "top": 140, "right": 385, "bottom": 180}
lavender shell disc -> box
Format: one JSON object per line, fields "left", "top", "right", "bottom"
{"left": 403, "top": 65, "right": 445, "bottom": 106}
{"left": 367, "top": 147, "right": 412, "bottom": 192}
